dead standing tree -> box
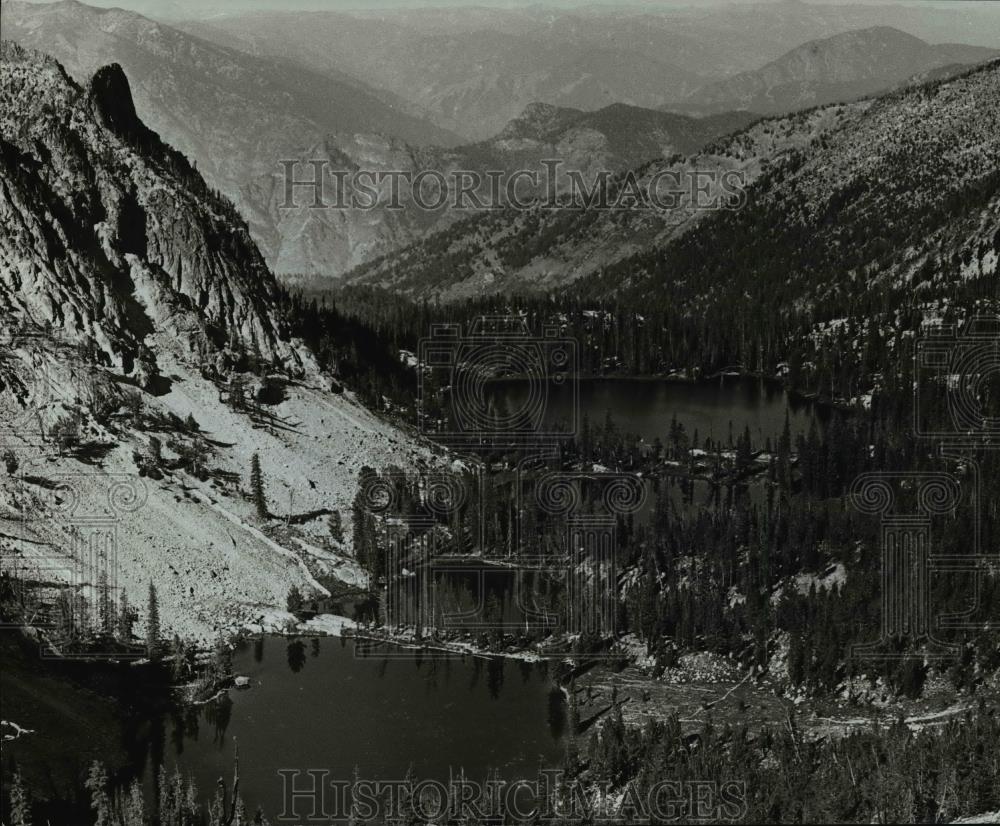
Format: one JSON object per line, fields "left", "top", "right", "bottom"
{"left": 212, "top": 737, "right": 242, "bottom": 826}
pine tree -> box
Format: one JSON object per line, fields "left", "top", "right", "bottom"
{"left": 286, "top": 584, "right": 304, "bottom": 617}
{"left": 10, "top": 770, "right": 32, "bottom": 826}
{"left": 126, "top": 390, "right": 143, "bottom": 424}
{"left": 2, "top": 448, "right": 18, "bottom": 475}
{"left": 117, "top": 589, "right": 135, "bottom": 643}
{"left": 250, "top": 453, "right": 267, "bottom": 518}
{"left": 85, "top": 762, "right": 111, "bottom": 826}
{"left": 52, "top": 589, "right": 82, "bottom": 648}
{"left": 120, "top": 780, "right": 145, "bottom": 826}
{"left": 777, "top": 411, "right": 793, "bottom": 493}
{"left": 352, "top": 467, "right": 379, "bottom": 572}
{"left": 327, "top": 510, "right": 344, "bottom": 543}
{"left": 229, "top": 373, "right": 249, "bottom": 411}
{"left": 787, "top": 631, "right": 806, "bottom": 687}
{"left": 50, "top": 410, "right": 82, "bottom": 456}
{"left": 146, "top": 581, "right": 161, "bottom": 660}
{"left": 97, "top": 570, "right": 113, "bottom": 639}
{"left": 568, "top": 680, "right": 580, "bottom": 734}
{"left": 736, "top": 425, "right": 754, "bottom": 473}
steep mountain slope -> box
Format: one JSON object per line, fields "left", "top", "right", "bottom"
{"left": 681, "top": 26, "right": 998, "bottom": 115}
{"left": 580, "top": 59, "right": 1000, "bottom": 349}
{"left": 0, "top": 43, "right": 432, "bottom": 642}
{"left": 343, "top": 103, "right": 860, "bottom": 300}
{"left": 345, "top": 61, "right": 1000, "bottom": 304}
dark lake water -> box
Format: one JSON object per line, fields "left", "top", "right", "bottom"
{"left": 488, "top": 375, "right": 826, "bottom": 446}
{"left": 154, "top": 637, "right": 564, "bottom": 818}
{"left": 1, "top": 634, "right": 565, "bottom": 821}
{"left": 486, "top": 376, "right": 835, "bottom": 516}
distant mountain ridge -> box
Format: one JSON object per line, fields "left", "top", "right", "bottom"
{"left": 482, "top": 103, "right": 758, "bottom": 168}
{"left": 182, "top": 11, "right": 707, "bottom": 141}
{"left": 345, "top": 60, "right": 1000, "bottom": 303}
{"left": 677, "top": 26, "right": 999, "bottom": 114}
{"left": 264, "top": 102, "right": 758, "bottom": 281}
{"left": 185, "top": 4, "right": 1000, "bottom": 140}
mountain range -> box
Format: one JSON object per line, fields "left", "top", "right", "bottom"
{"left": 184, "top": 2, "right": 1000, "bottom": 139}
{"left": 0, "top": 1, "right": 756, "bottom": 280}
{"left": 342, "top": 102, "right": 857, "bottom": 299}
{"left": 253, "top": 103, "right": 759, "bottom": 278}
{"left": 347, "top": 58, "right": 1000, "bottom": 307}
{"left": 181, "top": 8, "right": 707, "bottom": 141}
{"left": 676, "top": 26, "right": 998, "bottom": 114}
{"left": 4, "top": 0, "right": 998, "bottom": 290}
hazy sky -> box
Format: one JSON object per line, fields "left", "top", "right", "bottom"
{"left": 18, "top": 0, "right": 998, "bottom": 13}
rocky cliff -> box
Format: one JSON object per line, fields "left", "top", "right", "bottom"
{"left": 0, "top": 42, "right": 296, "bottom": 385}
{"left": 0, "top": 44, "right": 431, "bottom": 643}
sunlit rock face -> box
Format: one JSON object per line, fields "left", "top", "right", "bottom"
{"left": 0, "top": 42, "right": 297, "bottom": 387}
